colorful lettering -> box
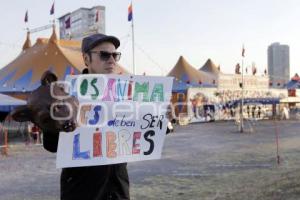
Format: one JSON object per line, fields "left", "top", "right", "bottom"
{"left": 132, "top": 132, "right": 141, "bottom": 154}
{"left": 127, "top": 80, "right": 133, "bottom": 100}
{"left": 150, "top": 83, "right": 164, "bottom": 102}
{"left": 93, "top": 132, "right": 102, "bottom": 157}
{"left": 80, "top": 79, "right": 88, "bottom": 96}
{"left": 133, "top": 82, "right": 149, "bottom": 102}
{"left": 72, "top": 133, "right": 90, "bottom": 160}
{"left": 144, "top": 130, "right": 155, "bottom": 155}
{"left": 80, "top": 105, "right": 91, "bottom": 125}
{"left": 117, "top": 79, "right": 127, "bottom": 101}
{"left": 91, "top": 78, "right": 99, "bottom": 100}
{"left": 102, "top": 78, "right": 116, "bottom": 101}
{"left": 88, "top": 105, "right": 102, "bottom": 125}
{"left": 106, "top": 132, "right": 117, "bottom": 158}
{"left": 118, "top": 130, "right": 131, "bottom": 156}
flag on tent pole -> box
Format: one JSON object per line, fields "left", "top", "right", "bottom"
{"left": 95, "top": 10, "right": 99, "bottom": 22}
{"left": 24, "top": 10, "right": 28, "bottom": 23}
{"left": 50, "top": 2, "right": 55, "bottom": 15}
{"left": 128, "top": 2, "right": 133, "bottom": 21}
{"left": 65, "top": 16, "right": 71, "bottom": 29}
{"left": 242, "top": 45, "right": 245, "bottom": 57}
{"left": 252, "top": 64, "right": 257, "bottom": 75}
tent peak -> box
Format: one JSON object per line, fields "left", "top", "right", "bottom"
{"left": 49, "top": 24, "right": 58, "bottom": 44}
{"left": 200, "top": 58, "right": 220, "bottom": 74}
{"left": 22, "top": 31, "right": 32, "bottom": 50}
{"left": 177, "top": 56, "right": 189, "bottom": 65}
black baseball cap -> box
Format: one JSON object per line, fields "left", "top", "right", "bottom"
{"left": 81, "top": 33, "right": 120, "bottom": 53}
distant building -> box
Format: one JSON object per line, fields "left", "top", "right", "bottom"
{"left": 268, "top": 42, "right": 290, "bottom": 88}
{"left": 58, "top": 6, "right": 105, "bottom": 41}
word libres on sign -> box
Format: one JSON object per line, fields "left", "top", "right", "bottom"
{"left": 73, "top": 113, "right": 165, "bottom": 159}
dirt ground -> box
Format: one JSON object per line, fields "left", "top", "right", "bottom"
{"left": 1, "top": 120, "right": 300, "bottom": 200}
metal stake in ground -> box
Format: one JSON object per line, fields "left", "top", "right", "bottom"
{"left": 273, "top": 119, "right": 280, "bottom": 165}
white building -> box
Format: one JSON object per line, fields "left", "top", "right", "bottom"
{"left": 58, "top": 6, "right": 105, "bottom": 41}
{"left": 268, "top": 42, "right": 290, "bottom": 88}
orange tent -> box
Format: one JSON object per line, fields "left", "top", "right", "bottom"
{"left": 0, "top": 26, "right": 128, "bottom": 93}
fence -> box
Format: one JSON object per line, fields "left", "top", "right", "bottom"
{"left": 0, "top": 120, "right": 35, "bottom": 156}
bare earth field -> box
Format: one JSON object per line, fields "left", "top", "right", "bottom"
{"left": 1, "top": 120, "right": 300, "bottom": 200}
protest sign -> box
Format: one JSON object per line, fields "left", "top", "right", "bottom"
{"left": 56, "top": 74, "right": 173, "bottom": 168}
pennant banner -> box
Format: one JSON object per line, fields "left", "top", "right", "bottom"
{"left": 24, "top": 10, "right": 28, "bottom": 23}
{"left": 50, "top": 2, "right": 55, "bottom": 15}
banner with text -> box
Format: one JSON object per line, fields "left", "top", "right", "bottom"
{"left": 56, "top": 74, "right": 173, "bottom": 168}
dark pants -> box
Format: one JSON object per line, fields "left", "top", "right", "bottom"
{"left": 61, "top": 163, "right": 130, "bottom": 200}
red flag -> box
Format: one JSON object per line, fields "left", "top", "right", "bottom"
{"left": 24, "top": 10, "right": 28, "bottom": 23}
{"left": 242, "top": 45, "right": 245, "bottom": 57}
{"left": 95, "top": 10, "right": 99, "bottom": 22}
{"left": 50, "top": 2, "right": 55, "bottom": 15}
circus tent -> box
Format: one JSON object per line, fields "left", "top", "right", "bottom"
{"left": 168, "top": 56, "right": 217, "bottom": 91}
{"left": 287, "top": 73, "right": 300, "bottom": 90}
{"left": 0, "top": 26, "right": 128, "bottom": 93}
{"left": 199, "top": 58, "right": 222, "bottom": 75}
{"left": 0, "top": 93, "right": 26, "bottom": 112}
{"left": 167, "top": 56, "right": 217, "bottom": 116}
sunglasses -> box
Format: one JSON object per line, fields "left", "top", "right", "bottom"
{"left": 90, "top": 51, "right": 121, "bottom": 61}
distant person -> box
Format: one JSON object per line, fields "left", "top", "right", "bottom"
{"left": 230, "top": 107, "right": 234, "bottom": 118}
{"left": 247, "top": 105, "right": 250, "bottom": 118}
{"left": 258, "top": 106, "right": 261, "bottom": 119}
{"left": 282, "top": 105, "right": 290, "bottom": 120}
{"left": 31, "top": 124, "right": 40, "bottom": 144}
{"left": 252, "top": 106, "right": 256, "bottom": 119}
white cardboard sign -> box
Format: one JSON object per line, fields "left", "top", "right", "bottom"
{"left": 56, "top": 74, "right": 173, "bottom": 168}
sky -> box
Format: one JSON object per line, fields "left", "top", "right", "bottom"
{"left": 0, "top": 0, "right": 300, "bottom": 76}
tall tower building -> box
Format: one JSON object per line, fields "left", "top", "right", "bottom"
{"left": 267, "top": 42, "right": 290, "bottom": 88}
{"left": 58, "top": 6, "right": 105, "bottom": 41}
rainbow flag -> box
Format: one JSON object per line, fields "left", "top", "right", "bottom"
{"left": 128, "top": 3, "right": 133, "bottom": 21}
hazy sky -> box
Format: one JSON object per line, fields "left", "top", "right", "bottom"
{"left": 0, "top": 0, "right": 299, "bottom": 76}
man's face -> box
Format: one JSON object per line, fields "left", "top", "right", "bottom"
{"left": 85, "top": 42, "right": 119, "bottom": 74}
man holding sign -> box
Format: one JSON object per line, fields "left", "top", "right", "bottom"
{"left": 56, "top": 33, "right": 172, "bottom": 199}
{"left": 59, "top": 31, "right": 173, "bottom": 199}
{"left": 60, "top": 34, "right": 130, "bottom": 200}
